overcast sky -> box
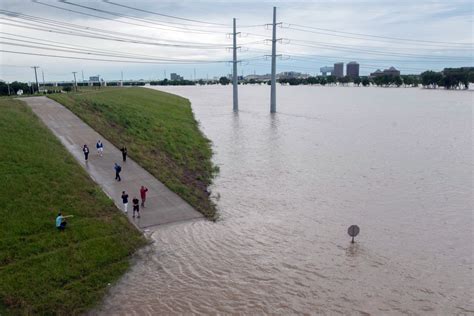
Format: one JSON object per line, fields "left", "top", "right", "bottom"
{"left": 0, "top": 0, "right": 472, "bottom": 82}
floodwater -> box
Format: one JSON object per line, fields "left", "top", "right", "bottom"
{"left": 95, "top": 85, "right": 473, "bottom": 315}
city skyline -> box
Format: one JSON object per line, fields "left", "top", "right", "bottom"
{"left": 0, "top": 0, "right": 472, "bottom": 82}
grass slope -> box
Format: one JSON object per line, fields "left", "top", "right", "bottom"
{"left": 0, "top": 99, "right": 146, "bottom": 314}
{"left": 49, "top": 87, "right": 218, "bottom": 219}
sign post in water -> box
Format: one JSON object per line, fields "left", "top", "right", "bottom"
{"left": 348, "top": 225, "right": 360, "bottom": 243}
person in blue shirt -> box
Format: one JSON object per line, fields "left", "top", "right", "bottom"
{"left": 56, "top": 212, "right": 73, "bottom": 231}
{"left": 114, "top": 162, "right": 122, "bottom": 181}
{"left": 96, "top": 140, "right": 104, "bottom": 156}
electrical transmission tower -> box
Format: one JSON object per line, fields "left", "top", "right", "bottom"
{"left": 232, "top": 18, "right": 240, "bottom": 112}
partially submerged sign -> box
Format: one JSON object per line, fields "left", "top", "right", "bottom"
{"left": 348, "top": 225, "right": 360, "bottom": 243}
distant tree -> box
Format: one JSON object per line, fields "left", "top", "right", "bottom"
{"left": 319, "top": 78, "right": 327, "bottom": 86}
{"left": 307, "top": 76, "right": 319, "bottom": 85}
{"left": 381, "top": 75, "right": 391, "bottom": 86}
{"left": 402, "top": 75, "right": 413, "bottom": 87}
{"left": 393, "top": 76, "right": 403, "bottom": 87}
{"left": 412, "top": 77, "right": 419, "bottom": 87}
{"left": 0, "top": 82, "right": 9, "bottom": 95}
{"left": 353, "top": 77, "right": 362, "bottom": 86}
{"left": 326, "top": 76, "right": 336, "bottom": 85}
{"left": 10, "top": 81, "right": 30, "bottom": 94}
{"left": 219, "top": 77, "right": 230, "bottom": 85}
{"left": 420, "top": 71, "right": 443, "bottom": 88}
{"left": 62, "top": 86, "right": 72, "bottom": 92}
{"left": 337, "top": 76, "right": 350, "bottom": 86}
{"left": 469, "top": 72, "right": 474, "bottom": 84}
{"left": 361, "top": 77, "right": 370, "bottom": 87}
{"left": 372, "top": 76, "right": 383, "bottom": 87}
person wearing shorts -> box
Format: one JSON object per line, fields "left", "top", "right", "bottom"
{"left": 96, "top": 140, "right": 104, "bottom": 156}
{"left": 132, "top": 197, "right": 140, "bottom": 218}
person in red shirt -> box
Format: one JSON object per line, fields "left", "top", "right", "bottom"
{"left": 140, "top": 186, "right": 148, "bottom": 207}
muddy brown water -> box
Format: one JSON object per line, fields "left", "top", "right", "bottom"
{"left": 94, "top": 85, "right": 473, "bottom": 315}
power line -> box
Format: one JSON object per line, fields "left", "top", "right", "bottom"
{"left": 288, "top": 42, "right": 471, "bottom": 61}
{"left": 32, "top": 0, "right": 228, "bottom": 35}
{"left": 102, "top": 0, "right": 229, "bottom": 27}
{"left": 0, "top": 11, "right": 231, "bottom": 46}
{"left": 275, "top": 50, "right": 469, "bottom": 64}
{"left": 287, "top": 38, "right": 474, "bottom": 52}
{"left": 0, "top": 41, "right": 232, "bottom": 63}
{"left": 0, "top": 19, "right": 232, "bottom": 50}
{"left": 284, "top": 23, "right": 473, "bottom": 47}
{"left": 50, "top": 0, "right": 229, "bottom": 35}
{"left": 0, "top": 50, "right": 231, "bottom": 64}
{"left": 0, "top": 33, "right": 231, "bottom": 62}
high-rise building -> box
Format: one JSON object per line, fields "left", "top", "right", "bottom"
{"left": 320, "top": 66, "right": 334, "bottom": 76}
{"left": 346, "top": 61, "right": 360, "bottom": 78}
{"left": 170, "top": 73, "right": 183, "bottom": 81}
{"left": 333, "top": 62, "right": 344, "bottom": 78}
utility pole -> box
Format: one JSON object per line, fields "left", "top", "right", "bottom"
{"left": 7, "top": 82, "right": 11, "bottom": 95}
{"left": 31, "top": 66, "right": 39, "bottom": 94}
{"left": 232, "top": 17, "right": 240, "bottom": 112}
{"left": 41, "top": 70, "right": 45, "bottom": 91}
{"left": 193, "top": 68, "right": 196, "bottom": 81}
{"left": 164, "top": 70, "right": 167, "bottom": 79}
{"left": 72, "top": 72, "right": 78, "bottom": 92}
{"left": 270, "top": 6, "right": 277, "bottom": 113}
{"left": 121, "top": 71, "right": 123, "bottom": 86}
{"left": 82, "top": 70, "right": 85, "bottom": 84}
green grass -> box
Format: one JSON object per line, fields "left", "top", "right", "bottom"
{"left": 0, "top": 99, "right": 146, "bottom": 314}
{"left": 49, "top": 87, "right": 218, "bottom": 219}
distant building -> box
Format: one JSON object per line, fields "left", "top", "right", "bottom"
{"left": 278, "top": 71, "right": 309, "bottom": 79}
{"left": 346, "top": 61, "right": 360, "bottom": 78}
{"left": 383, "top": 66, "right": 400, "bottom": 77}
{"left": 244, "top": 74, "right": 271, "bottom": 81}
{"left": 370, "top": 69, "right": 384, "bottom": 77}
{"left": 170, "top": 73, "right": 183, "bottom": 81}
{"left": 334, "top": 62, "right": 344, "bottom": 78}
{"left": 320, "top": 66, "right": 334, "bottom": 76}
{"left": 89, "top": 76, "right": 100, "bottom": 86}
{"left": 370, "top": 66, "right": 400, "bottom": 77}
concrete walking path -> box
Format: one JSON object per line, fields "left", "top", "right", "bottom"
{"left": 21, "top": 96, "right": 203, "bottom": 229}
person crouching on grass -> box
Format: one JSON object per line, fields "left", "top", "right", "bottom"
{"left": 56, "top": 212, "right": 73, "bottom": 231}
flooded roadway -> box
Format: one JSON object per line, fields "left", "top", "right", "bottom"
{"left": 94, "top": 85, "right": 473, "bottom": 315}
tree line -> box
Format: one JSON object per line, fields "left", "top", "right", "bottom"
{"left": 2, "top": 67, "right": 472, "bottom": 96}
{"left": 420, "top": 68, "right": 474, "bottom": 89}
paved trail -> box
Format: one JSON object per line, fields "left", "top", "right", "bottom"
{"left": 21, "top": 96, "right": 202, "bottom": 229}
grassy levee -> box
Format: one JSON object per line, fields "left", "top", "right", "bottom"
{"left": 49, "top": 87, "right": 218, "bottom": 219}
{"left": 0, "top": 98, "right": 146, "bottom": 314}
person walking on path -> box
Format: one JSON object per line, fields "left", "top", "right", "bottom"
{"left": 121, "top": 146, "right": 127, "bottom": 162}
{"left": 82, "top": 144, "right": 89, "bottom": 161}
{"left": 140, "top": 185, "right": 148, "bottom": 207}
{"left": 114, "top": 163, "right": 122, "bottom": 181}
{"left": 56, "top": 212, "right": 73, "bottom": 231}
{"left": 96, "top": 140, "right": 104, "bottom": 156}
{"left": 132, "top": 197, "right": 140, "bottom": 218}
{"left": 121, "top": 191, "right": 129, "bottom": 213}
